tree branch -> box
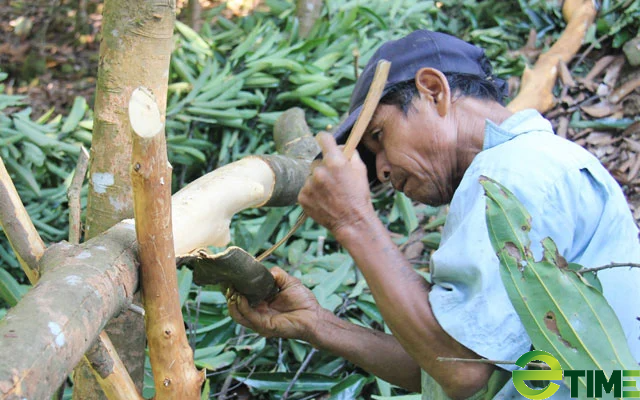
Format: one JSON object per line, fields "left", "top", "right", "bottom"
{"left": 68, "top": 147, "right": 90, "bottom": 245}
{"left": 579, "top": 262, "right": 640, "bottom": 274}
{"left": 0, "top": 156, "right": 44, "bottom": 283}
{"left": 130, "top": 87, "right": 204, "bottom": 399}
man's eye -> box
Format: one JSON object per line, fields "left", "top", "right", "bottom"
{"left": 371, "top": 130, "right": 382, "bottom": 142}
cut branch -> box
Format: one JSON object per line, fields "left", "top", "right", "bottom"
{"left": 508, "top": 0, "right": 598, "bottom": 113}
{"left": 0, "top": 156, "right": 44, "bottom": 283}
{"left": 130, "top": 87, "right": 204, "bottom": 399}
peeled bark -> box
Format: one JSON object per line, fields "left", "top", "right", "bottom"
{"left": 508, "top": 0, "right": 598, "bottom": 113}
{"left": 130, "top": 87, "right": 204, "bottom": 398}
{"left": 77, "top": 0, "right": 177, "bottom": 396}
{"left": 0, "top": 108, "right": 316, "bottom": 399}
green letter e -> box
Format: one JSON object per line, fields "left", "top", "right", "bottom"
{"left": 512, "top": 350, "right": 563, "bottom": 400}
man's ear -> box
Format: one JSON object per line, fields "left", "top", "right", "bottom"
{"left": 415, "top": 68, "right": 450, "bottom": 117}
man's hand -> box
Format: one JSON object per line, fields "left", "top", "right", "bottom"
{"left": 227, "top": 267, "right": 321, "bottom": 342}
{"left": 298, "top": 132, "right": 375, "bottom": 237}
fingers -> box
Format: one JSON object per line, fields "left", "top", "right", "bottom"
{"left": 227, "top": 294, "right": 257, "bottom": 331}
{"left": 316, "top": 132, "right": 345, "bottom": 167}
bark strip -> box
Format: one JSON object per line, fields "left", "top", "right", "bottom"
{"left": 0, "top": 157, "right": 43, "bottom": 284}
{"left": 508, "top": 0, "right": 598, "bottom": 113}
{"left": 130, "top": 87, "right": 204, "bottom": 399}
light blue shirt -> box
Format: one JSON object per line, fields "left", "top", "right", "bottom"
{"left": 422, "top": 109, "right": 640, "bottom": 399}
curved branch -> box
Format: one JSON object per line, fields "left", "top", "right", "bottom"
{"left": 508, "top": 0, "right": 598, "bottom": 113}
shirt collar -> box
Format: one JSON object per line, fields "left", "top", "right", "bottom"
{"left": 482, "top": 109, "right": 554, "bottom": 150}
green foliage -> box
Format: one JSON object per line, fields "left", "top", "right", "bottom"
{"left": 481, "top": 176, "right": 637, "bottom": 395}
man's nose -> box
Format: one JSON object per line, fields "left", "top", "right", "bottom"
{"left": 376, "top": 151, "right": 391, "bottom": 182}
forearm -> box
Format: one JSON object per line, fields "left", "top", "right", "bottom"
{"left": 335, "top": 216, "right": 494, "bottom": 399}
{"left": 309, "top": 308, "right": 421, "bottom": 392}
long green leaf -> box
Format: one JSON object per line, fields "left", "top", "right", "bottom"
{"left": 231, "top": 372, "right": 339, "bottom": 391}
{"left": 481, "top": 175, "right": 637, "bottom": 395}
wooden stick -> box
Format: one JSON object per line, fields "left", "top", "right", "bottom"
{"left": 256, "top": 60, "right": 391, "bottom": 261}
{"left": 0, "top": 157, "right": 44, "bottom": 284}
{"left": 68, "top": 146, "right": 90, "bottom": 246}
{"left": 130, "top": 87, "right": 204, "bottom": 399}
{"left": 437, "top": 357, "right": 549, "bottom": 370}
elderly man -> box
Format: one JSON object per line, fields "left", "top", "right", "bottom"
{"left": 228, "top": 30, "right": 640, "bottom": 399}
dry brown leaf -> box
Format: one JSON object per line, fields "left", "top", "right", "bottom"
{"left": 557, "top": 116, "right": 569, "bottom": 138}
{"left": 610, "top": 74, "right": 640, "bottom": 104}
{"left": 624, "top": 137, "right": 640, "bottom": 153}
{"left": 623, "top": 121, "right": 640, "bottom": 138}
{"left": 580, "top": 101, "right": 623, "bottom": 118}
{"left": 628, "top": 154, "right": 640, "bottom": 182}
{"left": 581, "top": 55, "right": 616, "bottom": 90}
{"left": 558, "top": 60, "right": 576, "bottom": 87}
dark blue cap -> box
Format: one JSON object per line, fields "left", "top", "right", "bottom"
{"left": 333, "top": 30, "right": 507, "bottom": 182}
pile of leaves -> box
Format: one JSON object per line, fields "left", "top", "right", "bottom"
{"left": 0, "top": 0, "right": 639, "bottom": 398}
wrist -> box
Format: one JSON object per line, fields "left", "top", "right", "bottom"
{"left": 304, "top": 308, "right": 340, "bottom": 348}
{"left": 332, "top": 210, "right": 382, "bottom": 244}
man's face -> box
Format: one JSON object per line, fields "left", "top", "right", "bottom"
{"left": 361, "top": 97, "right": 458, "bottom": 206}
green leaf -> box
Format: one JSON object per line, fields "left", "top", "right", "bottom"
{"left": 60, "top": 96, "right": 87, "bottom": 135}
{"left": 329, "top": 374, "right": 370, "bottom": 399}
{"left": 312, "top": 258, "right": 353, "bottom": 305}
{"left": 394, "top": 191, "right": 418, "bottom": 234}
{"left": 0, "top": 267, "right": 26, "bottom": 307}
{"left": 248, "top": 208, "right": 287, "bottom": 254}
{"left": 231, "top": 372, "right": 339, "bottom": 391}
{"left": 372, "top": 395, "right": 421, "bottom": 400}
{"left": 480, "top": 175, "right": 637, "bottom": 394}
{"left": 194, "top": 351, "right": 236, "bottom": 370}
{"left": 177, "top": 266, "right": 193, "bottom": 308}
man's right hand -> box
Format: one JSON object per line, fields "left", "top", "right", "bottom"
{"left": 227, "top": 267, "right": 322, "bottom": 342}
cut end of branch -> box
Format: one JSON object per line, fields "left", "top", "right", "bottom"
{"left": 129, "top": 87, "right": 164, "bottom": 138}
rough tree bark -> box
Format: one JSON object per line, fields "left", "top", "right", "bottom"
{"left": 76, "top": 0, "right": 177, "bottom": 396}
{"left": 130, "top": 87, "right": 204, "bottom": 398}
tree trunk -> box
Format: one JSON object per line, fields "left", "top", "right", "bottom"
{"left": 76, "top": 0, "right": 176, "bottom": 397}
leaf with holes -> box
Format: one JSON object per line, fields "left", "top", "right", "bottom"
{"left": 481, "top": 175, "right": 637, "bottom": 394}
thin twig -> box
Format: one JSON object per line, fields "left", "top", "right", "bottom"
{"left": 68, "top": 146, "right": 90, "bottom": 245}
{"left": 128, "top": 303, "right": 145, "bottom": 316}
{"left": 282, "top": 347, "right": 319, "bottom": 399}
{"left": 571, "top": 33, "right": 611, "bottom": 73}
{"left": 282, "top": 297, "right": 353, "bottom": 399}
{"left": 219, "top": 326, "right": 247, "bottom": 399}
{"left": 437, "top": 357, "right": 549, "bottom": 370}
{"left": 353, "top": 48, "right": 360, "bottom": 80}
{"left": 579, "top": 262, "right": 640, "bottom": 275}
